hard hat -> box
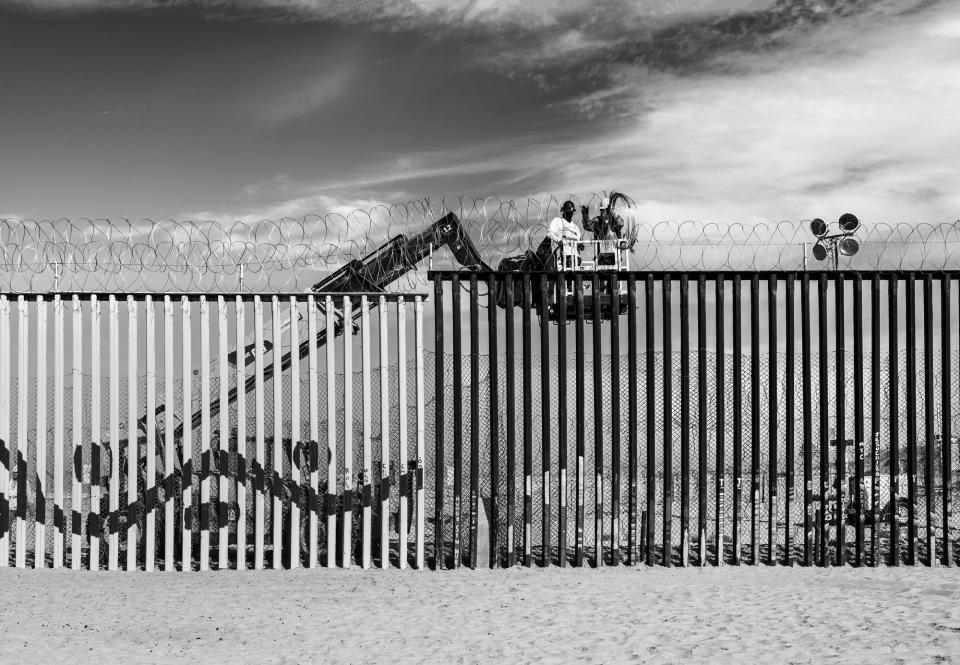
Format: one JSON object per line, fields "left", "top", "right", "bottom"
{"left": 600, "top": 197, "right": 609, "bottom": 209}
{"left": 561, "top": 200, "right": 576, "bottom": 215}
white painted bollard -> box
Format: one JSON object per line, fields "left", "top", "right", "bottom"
{"left": 199, "top": 295, "right": 210, "bottom": 572}
{"left": 414, "top": 296, "right": 425, "bottom": 570}
{"left": 326, "top": 296, "right": 337, "bottom": 567}
{"left": 379, "top": 295, "right": 390, "bottom": 569}
{"left": 53, "top": 295, "right": 64, "bottom": 569}
{"left": 289, "top": 295, "right": 301, "bottom": 569}
{"left": 361, "top": 295, "right": 371, "bottom": 570}
{"left": 109, "top": 294, "right": 120, "bottom": 571}
{"left": 235, "top": 296, "right": 247, "bottom": 570}
{"left": 71, "top": 295, "right": 82, "bottom": 570}
{"left": 307, "top": 294, "right": 319, "bottom": 569}
{"left": 254, "top": 295, "right": 265, "bottom": 570}
{"left": 88, "top": 294, "right": 100, "bottom": 571}
{"left": 181, "top": 297, "right": 192, "bottom": 571}
{"left": 163, "top": 296, "right": 175, "bottom": 571}
{"left": 342, "top": 295, "right": 353, "bottom": 569}
{"left": 145, "top": 296, "right": 156, "bottom": 572}
{"left": 397, "top": 296, "right": 408, "bottom": 569}
{"left": 126, "top": 295, "right": 138, "bottom": 571}
{"left": 0, "top": 295, "right": 9, "bottom": 567}
{"left": 271, "top": 295, "right": 283, "bottom": 570}
{"left": 217, "top": 296, "right": 229, "bottom": 570}
{"left": 35, "top": 295, "right": 47, "bottom": 567}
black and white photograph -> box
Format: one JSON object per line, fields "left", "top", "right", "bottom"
{"left": 1, "top": 0, "right": 959, "bottom": 662}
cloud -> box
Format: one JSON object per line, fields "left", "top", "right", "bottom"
{"left": 253, "top": 66, "right": 352, "bottom": 124}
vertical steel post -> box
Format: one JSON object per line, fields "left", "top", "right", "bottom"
{"left": 871, "top": 276, "right": 881, "bottom": 566}
{"left": 108, "top": 294, "right": 119, "bottom": 571}
{"left": 290, "top": 296, "right": 302, "bottom": 569}
{"left": 680, "top": 274, "right": 690, "bottom": 567}
{"left": 732, "top": 275, "right": 742, "bottom": 566}
{"left": 697, "top": 275, "right": 707, "bottom": 566}
{"left": 0, "top": 296, "right": 8, "bottom": 568}
{"left": 35, "top": 295, "right": 48, "bottom": 568}
{"left": 767, "top": 275, "right": 778, "bottom": 566}
{"left": 540, "top": 273, "right": 552, "bottom": 567}
{"left": 610, "top": 274, "right": 621, "bottom": 566}
{"left": 271, "top": 296, "right": 283, "bottom": 570}
{"left": 889, "top": 277, "right": 900, "bottom": 566}
{"left": 181, "top": 297, "right": 193, "bottom": 571}
{"left": 853, "top": 274, "right": 865, "bottom": 566}
{"left": 376, "top": 296, "right": 388, "bottom": 570}
{"left": 126, "top": 295, "right": 138, "bottom": 571}
{"left": 663, "top": 275, "right": 673, "bottom": 567}
{"left": 434, "top": 280, "right": 445, "bottom": 569}
{"left": 361, "top": 296, "right": 372, "bottom": 570}
{"left": 522, "top": 274, "right": 533, "bottom": 568}
{"left": 469, "top": 276, "right": 480, "bottom": 570}
{"left": 341, "top": 296, "right": 353, "bottom": 569}
{"left": 574, "top": 274, "right": 586, "bottom": 567}
{"left": 200, "top": 296, "right": 211, "bottom": 572}
{"left": 70, "top": 296, "right": 81, "bottom": 570}
{"left": 592, "top": 272, "right": 604, "bottom": 567}
{"left": 506, "top": 275, "right": 517, "bottom": 567}
{"left": 397, "top": 296, "right": 408, "bottom": 569}
{"left": 817, "top": 275, "right": 829, "bottom": 566}
{"left": 835, "top": 274, "right": 846, "bottom": 567}
{"left": 235, "top": 296, "right": 247, "bottom": 570}
{"left": 715, "top": 277, "right": 726, "bottom": 566}
{"left": 451, "top": 275, "right": 462, "bottom": 569}
{"left": 785, "top": 274, "right": 795, "bottom": 566}
{"left": 645, "top": 275, "right": 655, "bottom": 566}
{"left": 488, "top": 276, "right": 500, "bottom": 568}
{"left": 942, "top": 276, "right": 953, "bottom": 567}
{"left": 558, "top": 274, "right": 569, "bottom": 566}
{"left": 906, "top": 274, "right": 918, "bottom": 565}
{"left": 307, "top": 295, "right": 319, "bottom": 569}
{"left": 627, "top": 275, "right": 637, "bottom": 567}
{"left": 923, "top": 274, "right": 935, "bottom": 565}
{"left": 802, "top": 274, "right": 812, "bottom": 566}
{"left": 88, "top": 295, "right": 99, "bottom": 571}
{"left": 53, "top": 295, "right": 64, "bottom": 569}
{"left": 324, "top": 296, "right": 336, "bottom": 567}
{"left": 750, "top": 275, "right": 760, "bottom": 566}
{"left": 414, "top": 295, "right": 426, "bottom": 570}
{"left": 253, "top": 296, "right": 265, "bottom": 570}
{"left": 164, "top": 297, "right": 174, "bottom": 570}
{"left": 218, "top": 296, "right": 230, "bottom": 570}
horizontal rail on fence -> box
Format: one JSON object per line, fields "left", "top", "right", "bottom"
{"left": 0, "top": 291, "right": 430, "bottom": 300}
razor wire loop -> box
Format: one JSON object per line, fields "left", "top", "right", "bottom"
{"left": 1, "top": 199, "right": 958, "bottom": 293}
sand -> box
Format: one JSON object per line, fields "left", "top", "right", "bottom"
{"left": 2, "top": 565, "right": 960, "bottom": 664}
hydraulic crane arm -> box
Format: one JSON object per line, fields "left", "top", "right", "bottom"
{"left": 160, "top": 211, "right": 488, "bottom": 440}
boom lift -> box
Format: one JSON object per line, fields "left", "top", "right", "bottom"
{"left": 150, "top": 211, "right": 491, "bottom": 440}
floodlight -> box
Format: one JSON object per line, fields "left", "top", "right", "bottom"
{"left": 838, "top": 237, "right": 860, "bottom": 257}
{"left": 812, "top": 242, "right": 827, "bottom": 261}
{"left": 810, "top": 218, "right": 827, "bottom": 237}
{"left": 838, "top": 213, "right": 859, "bottom": 233}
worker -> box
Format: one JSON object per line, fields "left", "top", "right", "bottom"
{"left": 547, "top": 200, "right": 583, "bottom": 244}
{"left": 582, "top": 197, "right": 624, "bottom": 242}
{"left": 582, "top": 197, "right": 623, "bottom": 266}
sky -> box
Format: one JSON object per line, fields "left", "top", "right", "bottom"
{"left": 1, "top": 0, "right": 958, "bottom": 229}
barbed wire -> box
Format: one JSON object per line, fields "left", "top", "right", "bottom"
{"left": 1, "top": 194, "right": 959, "bottom": 293}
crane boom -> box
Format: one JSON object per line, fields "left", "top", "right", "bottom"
{"left": 158, "top": 211, "right": 489, "bottom": 440}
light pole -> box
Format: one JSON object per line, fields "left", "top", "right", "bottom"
{"left": 810, "top": 213, "right": 861, "bottom": 270}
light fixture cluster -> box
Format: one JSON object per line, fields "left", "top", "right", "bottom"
{"left": 810, "top": 213, "right": 860, "bottom": 269}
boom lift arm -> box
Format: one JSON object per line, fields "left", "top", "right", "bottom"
{"left": 152, "top": 211, "right": 489, "bottom": 441}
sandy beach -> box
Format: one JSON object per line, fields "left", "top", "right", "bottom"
{"left": 2, "top": 565, "right": 959, "bottom": 664}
